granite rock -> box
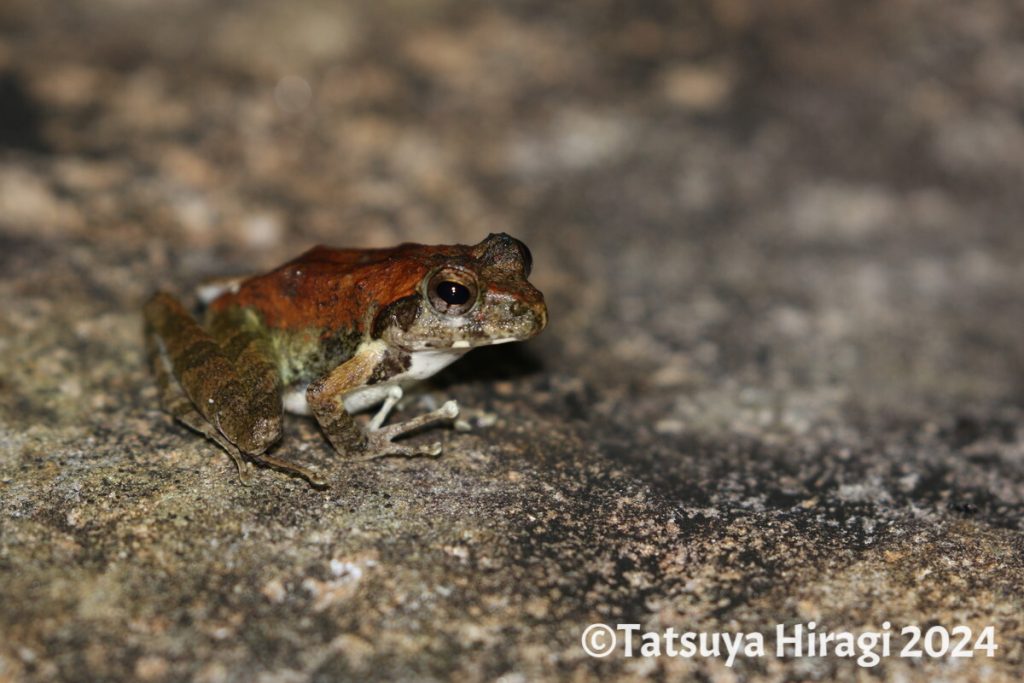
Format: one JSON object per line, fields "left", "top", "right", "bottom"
{"left": 1, "top": 1, "right": 1023, "bottom": 681}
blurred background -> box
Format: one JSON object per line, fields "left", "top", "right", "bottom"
{"left": 1, "top": 1, "right": 1023, "bottom": 681}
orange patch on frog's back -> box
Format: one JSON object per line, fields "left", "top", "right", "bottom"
{"left": 210, "top": 243, "right": 468, "bottom": 333}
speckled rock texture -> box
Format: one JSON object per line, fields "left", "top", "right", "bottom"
{"left": 2, "top": 1, "right": 1023, "bottom": 681}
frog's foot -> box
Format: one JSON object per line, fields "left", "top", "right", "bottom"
{"left": 169, "top": 399, "right": 256, "bottom": 485}
{"left": 249, "top": 453, "right": 327, "bottom": 489}
{"left": 358, "top": 400, "right": 459, "bottom": 460}
{"left": 218, "top": 437, "right": 253, "bottom": 485}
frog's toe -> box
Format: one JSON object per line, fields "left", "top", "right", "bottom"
{"left": 250, "top": 452, "right": 328, "bottom": 488}
{"left": 439, "top": 400, "right": 459, "bottom": 419}
{"left": 406, "top": 441, "right": 443, "bottom": 457}
{"left": 360, "top": 431, "right": 443, "bottom": 459}
{"left": 237, "top": 460, "right": 254, "bottom": 485}
{"left": 374, "top": 400, "right": 459, "bottom": 441}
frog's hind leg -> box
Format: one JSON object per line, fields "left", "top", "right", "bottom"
{"left": 207, "top": 310, "right": 326, "bottom": 488}
{"left": 145, "top": 292, "right": 324, "bottom": 487}
{"left": 144, "top": 313, "right": 252, "bottom": 483}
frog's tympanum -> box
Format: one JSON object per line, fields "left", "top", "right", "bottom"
{"left": 144, "top": 233, "right": 547, "bottom": 487}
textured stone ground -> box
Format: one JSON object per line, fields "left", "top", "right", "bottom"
{"left": 2, "top": 1, "right": 1024, "bottom": 681}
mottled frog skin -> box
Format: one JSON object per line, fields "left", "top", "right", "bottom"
{"left": 144, "top": 233, "right": 547, "bottom": 486}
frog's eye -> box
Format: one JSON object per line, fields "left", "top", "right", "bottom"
{"left": 518, "top": 241, "right": 533, "bottom": 277}
{"left": 427, "top": 269, "right": 478, "bottom": 316}
{"left": 438, "top": 281, "right": 470, "bottom": 305}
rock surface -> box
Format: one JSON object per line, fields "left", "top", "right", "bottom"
{"left": 2, "top": 1, "right": 1023, "bottom": 681}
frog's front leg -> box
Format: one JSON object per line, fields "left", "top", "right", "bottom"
{"left": 367, "top": 385, "right": 403, "bottom": 431}
{"left": 144, "top": 292, "right": 325, "bottom": 487}
{"left": 306, "top": 344, "right": 459, "bottom": 459}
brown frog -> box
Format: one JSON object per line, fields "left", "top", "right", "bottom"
{"left": 144, "top": 233, "right": 547, "bottom": 486}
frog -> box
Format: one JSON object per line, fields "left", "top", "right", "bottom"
{"left": 143, "top": 233, "right": 547, "bottom": 487}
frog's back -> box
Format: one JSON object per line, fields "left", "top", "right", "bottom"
{"left": 209, "top": 243, "right": 463, "bottom": 334}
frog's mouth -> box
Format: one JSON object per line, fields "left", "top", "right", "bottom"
{"left": 449, "top": 337, "right": 520, "bottom": 349}
{"left": 403, "top": 335, "right": 529, "bottom": 352}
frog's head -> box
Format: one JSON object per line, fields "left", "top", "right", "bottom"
{"left": 374, "top": 233, "right": 547, "bottom": 352}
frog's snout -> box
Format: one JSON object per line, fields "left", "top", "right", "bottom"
{"left": 532, "top": 299, "right": 548, "bottom": 333}
{"left": 510, "top": 294, "right": 547, "bottom": 337}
